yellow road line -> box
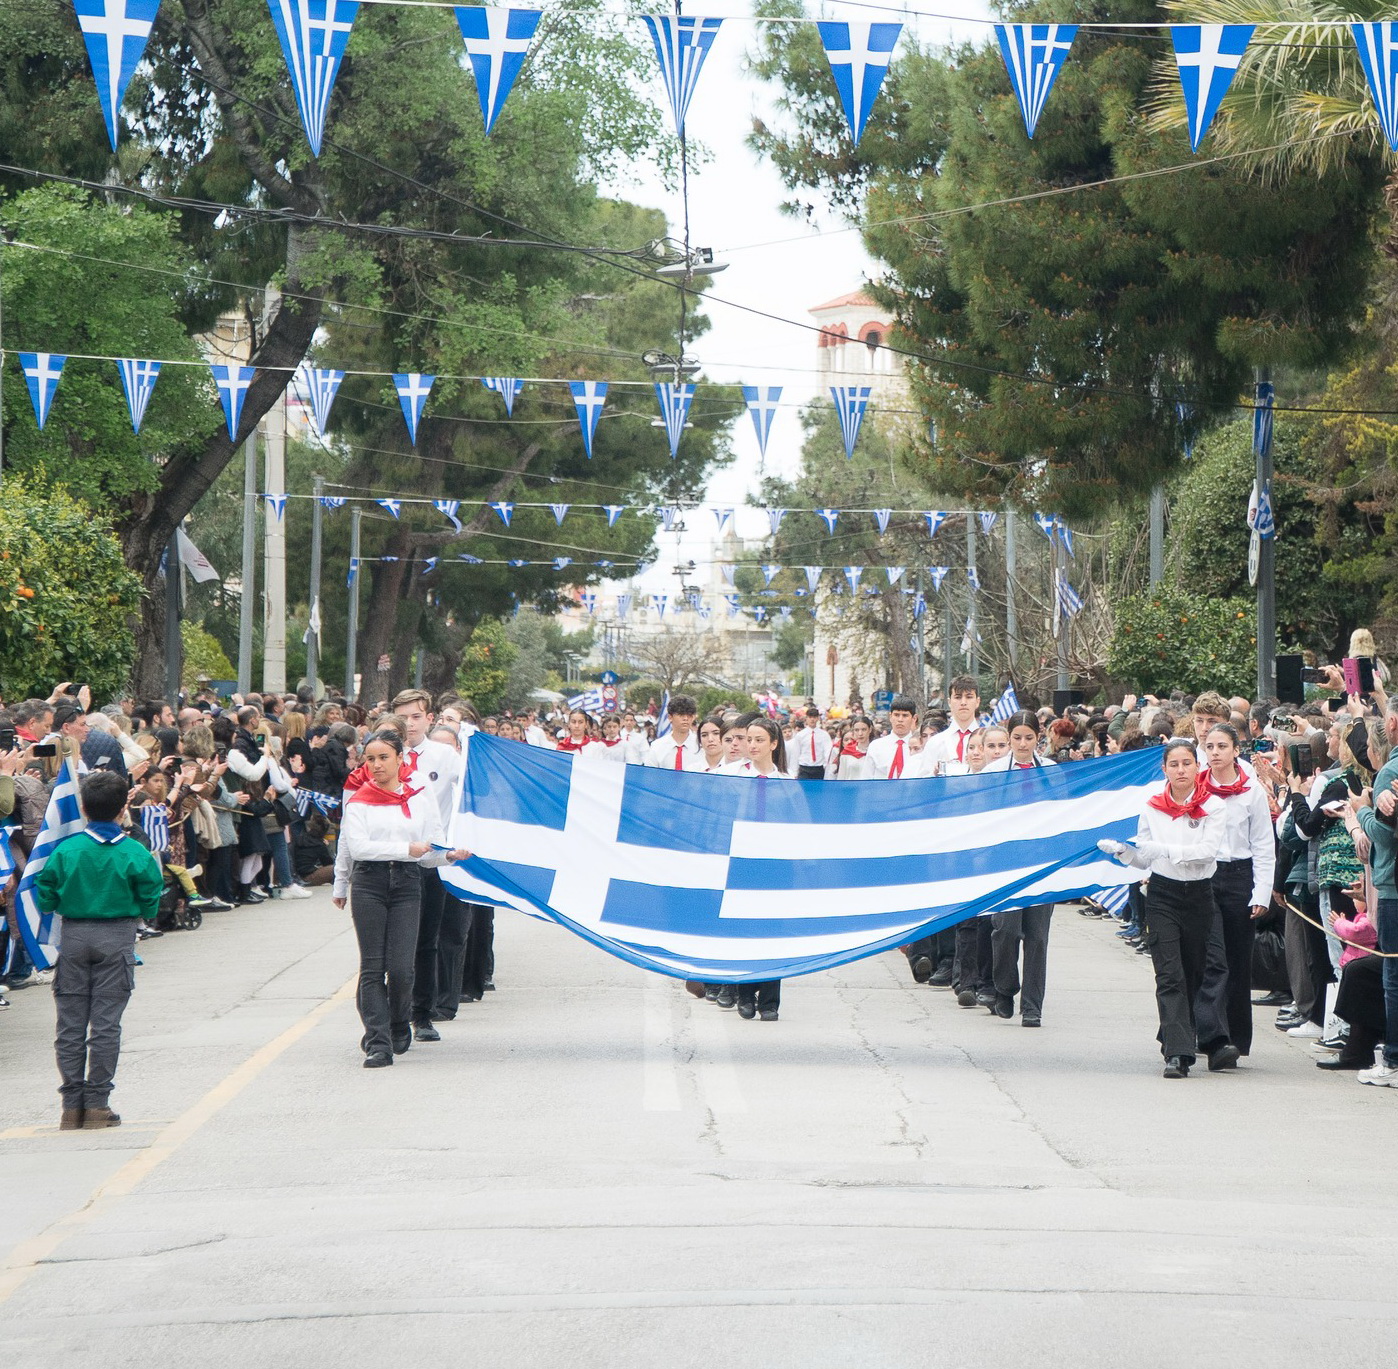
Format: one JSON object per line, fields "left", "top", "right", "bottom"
{"left": 0, "top": 975, "right": 356, "bottom": 1305}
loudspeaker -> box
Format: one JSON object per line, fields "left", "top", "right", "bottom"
{"left": 1052, "top": 689, "right": 1085, "bottom": 712}
{"left": 1276, "top": 655, "right": 1304, "bottom": 705}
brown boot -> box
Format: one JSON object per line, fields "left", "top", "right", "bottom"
{"left": 81, "top": 1106, "right": 121, "bottom": 1129}
{"left": 59, "top": 1108, "right": 85, "bottom": 1131}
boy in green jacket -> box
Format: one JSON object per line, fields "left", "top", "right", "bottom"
{"left": 37, "top": 769, "right": 164, "bottom": 1130}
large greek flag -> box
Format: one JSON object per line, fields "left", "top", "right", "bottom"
{"left": 441, "top": 737, "right": 1154, "bottom": 982}
{"left": 16, "top": 757, "right": 86, "bottom": 971}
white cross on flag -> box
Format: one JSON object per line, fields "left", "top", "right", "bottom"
{"left": 654, "top": 381, "right": 696, "bottom": 459}
{"left": 265, "top": 0, "right": 360, "bottom": 156}
{"left": 454, "top": 7, "right": 542, "bottom": 133}
{"left": 994, "top": 23, "right": 1077, "bottom": 138}
{"left": 830, "top": 384, "right": 872, "bottom": 459}
{"left": 210, "top": 363, "right": 254, "bottom": 439}
{"left": 18, "top": 352, "right": 66, "bottom": 430}
{"left": 74, "top": 0, "right": 162, "bottom": 150}
{"left": 298, "top": 365, "right": 345, "bottom": 436}
{"left": 569, "top": 380, "right": 608, "bottom": 458}
{"left": 642, "top": 14, "right": 724, "bottom": 137}
{"left": 110, "top": 358, "right": 164, "bottom": 434}
{"left": 741, "top": 385, "right": 782, "bottom": 459}
{"left": 1172, "top": 24, "right": 1254, "bottom": 152}
{"left": 392, "top": 372, "right": 435, "bottom": 444}
{"left": 815, "top": 20, "right": 902, "bottom": 143}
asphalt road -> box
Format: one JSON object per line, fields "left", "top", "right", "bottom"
{"left": 1, "top": 891, "right": 1395, "bottom": 1367}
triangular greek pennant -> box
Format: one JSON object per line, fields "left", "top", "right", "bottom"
{"left": 652, "top": 594, "right": 669, "bottom": 618}
{"left": 376, "top": 499, "right": 401, "bottom": 519}
{"left": 660, "top": 506, "right": 681, "bottom": 533}
{"left": 453, "top": 7, "right": 542, "bottom": 134}
{"left": 265, "top": 494, "right": 288, "bottom": 521}
{"left": 815, "top": 20, "right": 902, "bottom": 143}
{"left": 713, "top": 507, "right": 733, "bottom": 532}
{"left": 17, "top": 352, "right": 65, "bottom": 430}
{"left": 393, "top": 372, "right": 434, "bottom": 445}
{"left": 422, "top": 557, "right": 438, "bottom": 575}
{"left": 924, "top": 510, "right": 947, "bottom": 538}
{"left": 116, "top": 358, "right": 161, "bottom": 433}
{"left": 482, "top": 375, "right": 525, "bottom": 414}
{"left": 603, "top": 504, "right": 625, "bottom": 527}
{"left": 569, "top": 381, "right": 607, "bottom": 458}
{"left": 844, "top": 566, "right": 863, "bottom": 592}
{"left": 721, "top": 564, "right": 736, "bottom": 587}
{"left": 580, "top": 591, "right": 597, "bottom": 615}
{"left": 616, "top": 593, "right": 632, "bottom": 620}
{"left": 740, "top": 385, "right": 782, "bottom": 459}
{"left": 641, "top": 14, "right": 723, "bottom": 137}
{"left": 433, "top": 499, "right": 462, "bottom": 532}
{"left": 993, "top": 23, "right": 1077, "bottom": 138}
{"left": 1353, "top": 24, "right": 1398, "bottom": 150}
{"left": 829, "top": 384, "right": 872, "bottom": 459}
{"left": 490, "top": 501, "right": 514, "bottom": 526}
{"left": 210, "top": 363, "right": 254, "bottom": 439}
{"left": 654, "top": 381, "right": 696, "bottom": 459}
{"left": 872, "top": 508, "right": 891, "bottom": 534}
{"left": 265, "top": 0, "right": 360, "bottom": 156}
{"left": 299, "top": 365, "right": 344, "bottom": 436}
{"left": 978, "top": 512, "right": 999, "bottom": 535}
{"left": 74, "top": 0, "right": 162, "bottom": 150}
{"left": 320, "top": 495, "right": 346, "bottom": 511}
{"left": 928, "top": 566, "right": 950, "bottom": 592}
{"left": 552, "top": 557, "right": 572, "bottom": 571}
{"left": 803, "top": 566, "right": 821, "bottom": 593}
{"left": 549, "top": 503, "right": 570, "bottom": 526}
{"left": 761, "top": 565, "right": 780, "bottom": 587}
{"left": 816, "top": 508, "right": 840, "bottom": 533}
{"left": 1171, "top": 24, "right": 1254, "bottom": 153}
{"left": 885, "top": 566, "right": 905, "bottom": 587}
{"left": 767, "top": 508, "right": 787, "bottom": 535}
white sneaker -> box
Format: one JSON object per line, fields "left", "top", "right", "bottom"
{"left": 1357, "top": 1063, "right": 1398, "bottom": 1087}
{"left": 30, "top": 969, "right": 54, "bottom": 987}
{"left": 1287, "top": 1021, "right": 1324, "bottom": 1039}
{"left": 279, "top": 884, "right": 312, "bottom": 900}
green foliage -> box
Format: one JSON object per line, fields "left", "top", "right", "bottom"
{"left": 455, "top": 618, "right": 516, "bottom": 714}
{"left": 769, "top": 617, "right": 812, "bottom": 673}
{"left": 180, "top": 620, "right": 235, "bottom": 689}
{"left": 696, "top": 687, "right": 754, "bottom": 717}
{"left": 0, "top": 474, "right": 142, "bottom": 700}
{"left": 1106, "top": 587, "right": 1257, "bottom": 697}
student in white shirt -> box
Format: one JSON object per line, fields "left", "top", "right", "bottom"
{"left": 697, "top": 716, "right": 726, "bottom": 773}
{"left": 645, "top": 694, "right": 701, "bottom": 770}
{"left": 555, "top": 709, "right": 593, "bottom": 755}
{"left": 719, "top": 715, "right": 749, "bottom": 769}
{"left": 791, "top": 707, "right": 833, "bottom": 780}
{"left": 827, "top": 717, "right": 873, "bottom": 781}
{"left": 918, "top": 674, "right": 982, "bottom": 774}
{"left": 1194, "top": 722, "right": 1276, "bottom": 1066}
{"left": 866, "top": 696, "right": 922, "bottom": 780}
{"left": 1100, "top": 738, "right": 1226, "bottom": 1079}
{"left": 979, "top": 726, "right": 1010, "bottom": 767}
{"left": 593, "top": 714, "right": 631, "bottom": 764}
{"left": 332, "top": 731, "right": 469, "bottom": 1069}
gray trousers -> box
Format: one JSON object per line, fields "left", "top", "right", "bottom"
{"left": 991, "top": 904, "right": 1053, "bottom": 1018}
{"left": 350, "top": 862, "right": 422, "bottom": 1055}
{"left": 53, "top": 917, "right": 138, "bottom": 1110}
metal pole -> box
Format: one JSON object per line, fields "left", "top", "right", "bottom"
{"left": 306, "top": 475, "right": 324, "bottom": 692}
{"left": 1004, "top": 509, "right": 1018, "bottom": 672}
{"left": 1255, "top": 370, "right": 1276, "bottom": 700}
{"left": 236, "top": 432, "right": 257, "bottom": 695}
{"left": 1055, "top": 532, "right": 1070, "bottom": 692}
{"left": 414, "top": 647, "right": 424, "bottom": 689}
{"left": 1148, "top": 484, "right": 1165, "bottom": 587}
{"left": 344, "top": 504, "right": 362, "bottom": 702}
{"left": 966, "top": 515, "right": 979, "bottom": 685}
{"left": 261, "top": 392, "right": 287, "bottom": 694}
{"left": 941, "top": 592, "right": 953, "bottom": 697}
{"left": 912, "top": 567, "right": 925, "bottom": 701}
{"left": 164, "top": 531, "right": 182, "bottom": 703}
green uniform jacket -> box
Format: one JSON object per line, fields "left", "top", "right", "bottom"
{"left": 36, "top": 832, "right": 164, "bottom": 921}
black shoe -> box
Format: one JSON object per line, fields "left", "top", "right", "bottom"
{"left": 1317, "top": 1055, "right": 1371, "bottom": 1071}
{"left": 412, "top": 1022, "right": 440, "bottom": 1042}
{"left": 243, "top": 889, "right": 267, "bottom": 905}
{"left": 1163, "top": 1056, "right": 1189, "bottom": 1079}
{"left": 992, "top": 995, "right": 1014, "bottom": 1019}
{"left": 974, "top": 989, "right": 996, "bottom": 1008}
{"left": 1253, "top": 990, "right": 1291, "bottom": 1006}
{"left": 429, "top": 1011, "right": 455, "bottom": 1022}
{"left": 928, "top": 963, "right": 954, "bottom": 988}
{"left": 1274, "top": 1015, "right": 1303, "bottom": 1032}
{"left": 364, "top": 1051, "right": 392, "bottom": 1069}
{"left": 205, "top": 898, "right": 234, "bottom": 911}
{"left": 391, "top": 1031, "right": 412, "bottom": 1056}
{"left": 956, "top": 989, "right": 978, "bottom": 1008}
{"left": 715, "top": 987, "right": 737, "bottom": 1009}
{"left": 759, "top": 1009, "right": 779, "bottom": 1021}
{"left": 909, "top": 954, "right": 933, "bottom": 984}
{"left": 1021, "top": 1015, "right": 1041, "bottom": 1028}
{"left": 1208, "top": 1045, "right": 1241, "bottom": 1071}
{"left": 737, "top": 1002, "right": 757, "bottom": 1020}
{"left": 704, "top": 986, "right": 719, "bottom": 1002}
{"left": 483, "top": 979, "right": 495, "bottom": 991}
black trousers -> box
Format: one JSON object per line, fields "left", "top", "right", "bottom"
{"left": 412, "top": 867, "right": 447, "bottom": 1024}
{"left": 953, "top": 916, "right": 993, "bottom": 995}
{"left": 1335, "top": 953, "right": 1385, "bottom": 1065}
{"left": 433, "top": 891, "right": 472, "bottom": 1018}
{"left": 796, "top": 764, "right": 825, "bottom": 781}
{"left": 352, "top": 862, "right": 422, "bottom": 1055}
{"left": 204, "top": 844, "right": 236, "bottom": 903}
{"left": 1196, "top": 859, "right": 1258, "bottom": 1056}
{"left": 1145, "top": 874, "right": 1215, "bottom": 1063}
{"left": 1285, "top": 890, "right": 1332, "bottom": 1026}
{"left": 461, "top": 904, "right": 494, "bottom": 999}
{"left": 737, "top": 980, "right": 780, "bottom": 1012}
{"left": 991, "top": 904, "right": 1052, "bottom": 1018}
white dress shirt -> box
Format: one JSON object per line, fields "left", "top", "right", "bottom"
{"left": 791, "top": 724, "right": 833, "bottom": 771}
{"left": 719, "top": 760, "right": 790, "bottom": 780}
{"left": 866, "top": 731, "right": 919, "bottom": 780}
{"left": 980, "top": 753, "right": 1055, "bottom": 772}
{"left": 918, "top": 723, "right": 981, "bottom": 774}
{"left": 827, "top": 747, "right": 872, "bottom": 781}
{"left": 646, "top": 732, "right": 701, "bottom": 770}
{"left": 524, "top": 724, "right": 553, "bottom": 749}
{"left": 333, "top": 786, "right": 449, "bottom": 900}
{"left": 406, "top": 735, "right": 462, "bottom": 828}
{"left": 1111, "top": 795, "right": 1226, "bottom": 882}
{"left": 1207, "top": 774, "right": 1276, "bottom": 907}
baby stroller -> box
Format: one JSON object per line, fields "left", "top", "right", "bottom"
{"left": 153, "top": 865, "right": 204, "bottom": 933}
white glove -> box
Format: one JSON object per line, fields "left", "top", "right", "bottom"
{"left": 1096, "top": 838, "right": 1125, "bottom": 857}
{"left": 1131, "top": 840, "right": 1166, "bottom": 862}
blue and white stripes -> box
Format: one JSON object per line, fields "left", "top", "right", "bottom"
{"left": 16, "top": 758, "right": 86, "bottom": 971}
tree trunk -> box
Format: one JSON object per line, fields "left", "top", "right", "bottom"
{"left": 355, "top": 527, "right": 415, "bottom": 707}
{"left": 882, "top": 587, "right": 918, "bottom": 695}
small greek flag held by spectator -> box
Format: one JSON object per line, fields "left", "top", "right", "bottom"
{"left": 138, "top": 802, "right": 170, "bottom": 856}
{"left": 0, "top": 826, "right": 15, "bottom": 882}
{"left": 567, "top": 688, "right": 605, "bottom": 715}
{"left": 657, "top": 690, "right": 672, "bottom": 739}
{"left": 989, "top": 683, "right": 1020, "bottom": 724}
{"left": 294, "top": 787, "right": 340, "bottom": 819}
{"left": 16, "top": 756, "right": 85, "bottom": 971}
{"left": 1093, "top": 884, "right": 1133, "bottom": 917}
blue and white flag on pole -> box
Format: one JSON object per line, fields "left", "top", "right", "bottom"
{"left": 440, "top": 738, "right": 1159, "bottom": 982}
{"left": 210, "top": 363, "right": 254, "bottom": 439}
{"left": 434, "top": 498, "right": 462, "bottom": 532}
{"left": 830, "top": 383, "right": 872, "bottom": 458}
{"left": 15, "top": 756, "right": 86, "bottom": 972}
{"left": 994, "top": 23, "right": 1076, "bottom": 138}
{"left": 567, "top": 686, "right": 606, "bottom": 714}
{"left": 482, "top": 375, "right": 525, "bottom": 414}
{"left": 988, "top": 682, "right": 1020, "bottom": 724}
{"left": 393, "top": 372, "right": 434, "bottom": 445}
{"left": 1171, "top": 24, "right": 1254, "bottom": 152}
{"left": 266, "top": 0, "right": 360, "bottom": 156}
{"left": 569, "top": 380, "right": 607, "bottom": 457}
{"left": 1253, "top": 379, "right": 1274, "bottom": 460}
{"left": 815, "top": 20, "right": 902, "bottom": 143}
{"left": 656, "top": 690, "right": 671, "bottom": 737}
{"left": 454, "top": 6, "right": 541, "bottom": 133}
{"left": 741, "top": 385, "right": 782, "bottom": 459}
{"left": 1352, "top": 23, "right": 1398, "bottom": 150}
{"left": 299, "top": 365, "right": 344, "bottom": 436}
{"left": 117, "top": 358, "right": 161, "bottom": 433}
{"left": 654, "top": 381, "right": 696, "bottom": 459}
{"left": 74, "top": 0, "right": 163, "bottom": 149}
{"left": 18, "top": 352, "right": 66, "bottom": 429}
{"left": 642, "top": 14, "right": 723, "bottom": 137}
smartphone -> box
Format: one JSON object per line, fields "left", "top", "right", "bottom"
{"left": 32, "top": 742, "right": 58, "bottom": 758}
{"left": 1300, "top": 666, "right": 1328, "bottom": 685}
{"left": 0, "top": 726, "right": 16, "bottom": 751}
{"left": 1343, "top": 657, "right": 1376, "bottom": 694}
{"left": 1287, "top": 743, "right": 1315, "bottom": 779}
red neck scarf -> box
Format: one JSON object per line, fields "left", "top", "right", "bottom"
{"left": 557, "top": 736, "right": 589, "bottom": 752}
{"left": 349, "top": 778, "right": 421, "bottom": 818}
{"left": 841, "top": 741, "right": 867, "bottom": 759}
{"left": 1203, "top": 767, "right": 1250, "bottom": 799}
{"left": 1148, "top": 778, "right": 1212, "bottom": 821}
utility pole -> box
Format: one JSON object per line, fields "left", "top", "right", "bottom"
{"left": 1255, "top": 369, "right": 1276, "bottom": 699}
{"left": 941, "top": 592, "right": 953, "bottom": 698}
{"left": 236, "top": 432, "right": 258, "bottom": 695}
{"left": 1004, "top": 508, "right": 1018, "bottom": 673}
{"left": 344, "top": 504, "right": 362, "bottom": 702}
{"left": 1148, "top": 485, "right": 1166, "bottom": 586}
{"left": 306, "top": 475, "right": 324, "bottom": 693}
{"left": 911, "top": 567, "right": 925, "bottom": 700}
{"left": 965, "top": 514, "right": 979, "bottom": 685}
{"left": 262, "top": 389, "right": 287, "bottom": 694}
{"left": 164, "top": 532, "right": 182, "bottom": 703}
